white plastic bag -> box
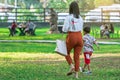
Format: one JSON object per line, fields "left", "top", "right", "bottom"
{"left": 54, "top": 39, "right": 67, "bottom": 56}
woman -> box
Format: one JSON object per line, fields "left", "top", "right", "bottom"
{"left": 62, "top": 1, "right": 83, "bottom": 78}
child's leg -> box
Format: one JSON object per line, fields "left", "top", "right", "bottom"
{"left": 83, "top": 63, "right": 87, "bottom": 71}
{"left": 87, "top": 64, "right": 90, "bottom": 71}
{"left": 83, "top": 52, "right": 92, "bottom": 71}
{"left": 87, "top": 52, "right": 92, "bottom": 72}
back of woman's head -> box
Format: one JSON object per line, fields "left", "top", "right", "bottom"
{"left": 69, "top": 1, "right": 80, "bottom": 18}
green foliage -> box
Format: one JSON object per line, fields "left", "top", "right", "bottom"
{"left": 114, "top": 0, "right": 120, "bottom": 3}
{"left": 12, "top": 8, "right": 42, "bottom": 22}
{"left": 7, "top": 0, "right": 14, "bottom": 5}
{"left": 0, "top": 0, "right": 4, "bottom": 3}
{"left": 79, "top": 0, "right": 95, "bottom": 11}
{"left": 94, "top": 0, "right": 114, "bottom": 7}
{"left": 48, "top": 1, "right": 67, "bottom": 9}
{"left": 19, "top": 0, "right": 41, "bottom": 8}
{"left": 0, "top": 0, "right": 116, "bottom": 11}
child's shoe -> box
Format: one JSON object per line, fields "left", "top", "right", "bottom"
{"left": 74, "top": 72, "right": 79, "bottom": 79}
{"left": 79, "top": 67, "right": 85, "bottom": 72}
{"left": 83, "top": 71, "right": 92, "bottom": 75}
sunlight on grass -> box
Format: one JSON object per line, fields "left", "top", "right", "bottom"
{"left": 0, "top": 53, "right": 119, "bottom": 80}
{"left": 0, "top": 61, "right": 118, "bottom": 80}
{"left": 0, "top": 52, "right": 65, "bottom": 61}
{"left": 0, "top": 52, "right": 119, "bottom": 61}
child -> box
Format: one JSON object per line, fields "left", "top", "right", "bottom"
{"left": 80, "top": 26, "right": 99, "bottom": 74}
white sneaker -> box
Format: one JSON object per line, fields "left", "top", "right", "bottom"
{"left": 79, "top": 67, "right": 83, "bottom": 72}
{"left": 79, "top": 67, "right": 85, "bottom": 72}
{"left": 74, "top": 72, "right": 79, "bottom": 79}
{"left": 83, "top": 71, "right": 92, "bottom": 75}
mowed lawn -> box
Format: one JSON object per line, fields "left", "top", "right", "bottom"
{"left": 0, "top": 26, "right": 120, "bottom": 40}
{"left": 0, "top": 53, "right": 119, "bottom": 80}
{"left": 0, "top": 27, "right": 120, "bottom": 80}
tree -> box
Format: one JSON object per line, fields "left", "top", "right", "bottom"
{"left": 79, "top": 0, "right": 87, "bottom": 11}
{"left": 114, "top": 0, "right": 120, "bottom": 3}
{"left": 94, "top": 0, "right": 114, "bottom": 8}
{"left": 86, "top": 0, "right": 95, "bottom": 10}
{"left": 0, "top": 0, "right": 4, "bottom": 3}
{"left": 77, "top": 0, "right": 95, "bottom": 11}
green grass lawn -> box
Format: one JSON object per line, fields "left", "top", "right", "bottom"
{"left": 0, "top": 27, "right": 120, "bottom": 80}
{"left": 0, "top": 53, "right": 119, "bottom": 80}
{"left": 0, "top": 42, "right": 120, "bottom": 53}
{"left": 0, "top": 27, "right": 64, "bottom": 40}
{"left": 0, "top": 26, "right": 120, "bottom": 40}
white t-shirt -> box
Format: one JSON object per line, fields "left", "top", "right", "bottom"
{"left": 100, "top": 25, "right": 105, "bottom": 30}
{"left": 62, "top": 14, "right": 83, "bottom": 32}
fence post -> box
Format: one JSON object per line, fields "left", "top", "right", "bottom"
{"left": 43, "top": 8, "right": 46, "bottom": 22}
{"left": 15, "top": 0, "right": 17, "bottom": 23}
{"left": 15, "top": 8, "right": 17, "bottom": 22}
{"left": 101, "top": 8, "right": 103, "bottom": 22}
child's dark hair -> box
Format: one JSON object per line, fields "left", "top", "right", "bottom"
{"left": 83, "top": 26, "right": 91, "bottom": 33}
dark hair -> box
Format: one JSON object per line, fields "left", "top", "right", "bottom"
{"left": 83, "top": 26, "right": 91, "bottom": 33}
{"left": 50, "top": 8, "right": 54, "bottom": 11}
{"left": 69, "top": 1, "right": 80, "bottom": 18}
{"left": 105, "top": 25, "right": 108, "bottom": 29}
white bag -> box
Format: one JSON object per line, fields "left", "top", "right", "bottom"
{"left": 54, "top": 39, "right": 67, "bottom": 56}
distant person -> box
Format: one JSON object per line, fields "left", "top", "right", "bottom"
{"left": 62, "top": 1, "right": 83, "bottom": 79}
{"left": 103, "top": 25, "right": 110, "bottom": 38}
{"left": 80, "top": 26, "right": 99, "bottom": 75}
{"left": 9, "top": 21, "right": 17, "bottom": 36}
{"left": 25, "top": 20, "right": 36, "bottom": 35}
{"left": 100, "top": 23, "right": 105, "bottom": 38}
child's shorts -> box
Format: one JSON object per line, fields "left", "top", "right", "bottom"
{"left": 84, "top": 52, "right": 92, "bottom": 64}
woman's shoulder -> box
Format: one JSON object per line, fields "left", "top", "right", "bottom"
{"left": 65, "top": 15, "right": 72, "bottom": 20}
{"left": 65, "top": 14, "right": 83, "bottom": 21}
{"left": 79, "top": 15, "right": 83, "bottom": 20}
